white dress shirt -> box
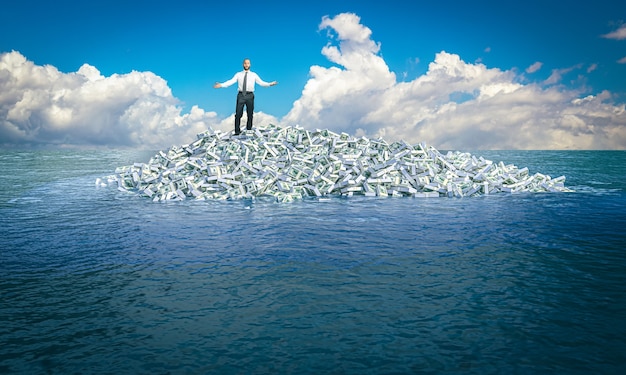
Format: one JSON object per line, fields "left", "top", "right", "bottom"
{"left": 219, "top": 70, "right": 271, "bottom": 92}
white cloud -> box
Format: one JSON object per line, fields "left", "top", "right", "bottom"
{"left": 283, "top": 13, "right": 396, "bottom": 136}
{"left": 602, "top": 25, "right": 626, "bottom": 40}
{"left": 618, "top": 56, "right": 626, "bottom": 64}
{"left": 0, "top": 51, "right": 218, "bottom": 149}
{"left": 2, "top": 13, "right": 626, "bottom": 150}
{"left": 543, "top": 65, "right": 583, "bottom": 85}
{"left": 526, "top": 61, "right": 543, "bottom": 74}
{"left": 281, "top": 13, "right": 626, "bottom": 149}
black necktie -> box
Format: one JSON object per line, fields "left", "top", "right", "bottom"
{"left": 242, "top": 72, "right": 248, "bottom": 93}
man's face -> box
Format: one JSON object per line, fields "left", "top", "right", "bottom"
{"left": 243, "top": 59, "right": 251, "bottom": 71}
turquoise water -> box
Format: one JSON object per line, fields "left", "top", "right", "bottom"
{"left": 1, "top": 149, "right": 625, "bottom": 374}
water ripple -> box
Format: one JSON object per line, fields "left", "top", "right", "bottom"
{"left": 1, "top": 150, "right": 625, "bottom": 374}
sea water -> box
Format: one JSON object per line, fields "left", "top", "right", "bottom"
{"left": 1, "top": 149, "right": 625, "bottom": 374}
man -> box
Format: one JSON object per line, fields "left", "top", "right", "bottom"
{"left": 214, "top": 58, "right": 278, "bottom": 135}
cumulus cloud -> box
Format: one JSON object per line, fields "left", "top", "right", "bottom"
{"left": 2, "top": 13, "right": 626, "bottom": 150}
{"left": 281, "top": 13, "right": 626, "bottom": 149}
{"left": 0, "top": 51, "right": 221, "bottom": 149}
{"left": 602, "top": 25, "right": 626, "bottom": 40}
{"left": 283, "top": 13, "right": 396, "bottom": 137}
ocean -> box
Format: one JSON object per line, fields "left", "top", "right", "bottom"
{"left": 1, "top": 148, "right": 625, "bottom": 374}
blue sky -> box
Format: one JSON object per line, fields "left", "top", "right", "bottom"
{"left": 2, "top": 0, "right": 626, "bottom": 149}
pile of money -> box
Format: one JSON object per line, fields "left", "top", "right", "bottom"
{"left": 99, "top": 124, "right": 572, "bottom": 202}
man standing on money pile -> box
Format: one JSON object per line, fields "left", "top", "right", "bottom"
{"left": 214, "top": 58, "right": 278, "bottom": 135}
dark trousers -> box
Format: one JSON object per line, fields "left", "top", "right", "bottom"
{"left": 235, "top": 91, "right": 254, "bottom": 134}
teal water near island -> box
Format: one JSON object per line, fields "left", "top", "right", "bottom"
{"left": 1, "top": 149, "right": 625, "bottom": 374}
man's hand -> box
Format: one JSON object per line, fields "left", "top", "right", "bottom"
{"left": 213, "top": 82, "right": 222, "bottom": 88}
{"left": 270, "top": 81, "right": 278, "bottom": 86}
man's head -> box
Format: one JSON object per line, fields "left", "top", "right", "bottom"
{"left": 242, "top": 58, "right": 251, "bottom": 71}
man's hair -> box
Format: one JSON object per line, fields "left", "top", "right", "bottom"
{"left": 243, "top": 58, "right": 250, "bottom": 63}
